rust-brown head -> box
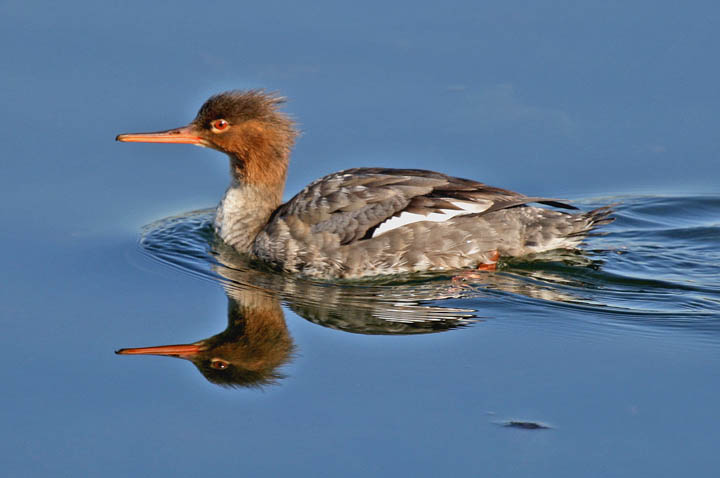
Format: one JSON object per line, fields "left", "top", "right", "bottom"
{"left": 116, "top": 90, "right": 298, "bottom": 186}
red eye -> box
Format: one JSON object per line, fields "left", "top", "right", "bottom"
{"left": 211, "top": 119, "right": 229, "bottom": 131}
{"left": 210, "top": 359, "right": 229, "bottom": 370}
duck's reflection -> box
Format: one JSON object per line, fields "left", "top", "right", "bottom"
{"left": 117, "top": 287, "right": 294, "bottom": 388}
{"left": 117, "top": 210, "right": 605, "bottom": 388}
{"left": 117, "top": 248, "right": 477, "bottom": 388}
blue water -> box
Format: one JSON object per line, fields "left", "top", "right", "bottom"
{"left": 2, "top": 1, "right": 720, "bottom": 476}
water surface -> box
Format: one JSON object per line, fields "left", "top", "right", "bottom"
{"left": 2, "top": 0, "right": 720, "bottom": 476}
{"left": 136, "top": 196, "right": 720, "bottom": 352}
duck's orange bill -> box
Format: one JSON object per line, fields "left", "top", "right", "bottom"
{"left": 115, "top": 343, "right": 201, "bottom": 357}
{"left": 116, "top": 126, "right": 204, "bottom": 145}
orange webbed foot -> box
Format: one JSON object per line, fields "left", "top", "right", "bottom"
{"left": 450, "top": 251, "right": 500, "bottom": 288}
{"left": 477, "top": 250, "right": 500, "bottom": 271}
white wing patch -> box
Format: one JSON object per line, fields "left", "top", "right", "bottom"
{"left": 371, "top": 200, "right": 491, "bottom": 238}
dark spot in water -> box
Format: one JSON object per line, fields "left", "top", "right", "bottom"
{"left": 503, "top": 420, "right": 551, "bottom": 430}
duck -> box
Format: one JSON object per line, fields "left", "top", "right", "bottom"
{"left": 117, "top": 90, "right": 613, "bottom": 279}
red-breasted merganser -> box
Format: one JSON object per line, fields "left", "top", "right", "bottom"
{"left": 117, "top": 90, "right": 613, "bottom": 279}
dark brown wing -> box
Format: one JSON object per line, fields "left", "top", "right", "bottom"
{"left": 275, "top": 168, "right": 576, "bottom": 245}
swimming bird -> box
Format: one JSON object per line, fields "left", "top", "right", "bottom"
{"left": 116, "top": 90, "right": 613, "bottom": 279}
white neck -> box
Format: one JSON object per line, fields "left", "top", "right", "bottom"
{"left": 214, "top": 180, "right": 280, "bottom": 252}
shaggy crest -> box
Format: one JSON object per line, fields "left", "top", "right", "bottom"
{"left": 192, "top": 89, "right": 295, "bottom": 132}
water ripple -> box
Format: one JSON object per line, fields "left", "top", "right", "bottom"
{"left": 137, "top": 196, "right": 720, "bottom": 342}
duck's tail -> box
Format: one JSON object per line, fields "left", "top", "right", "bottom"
{"left": 568, "top": 205, "right": 616, "bottom": 238}
{"left": 506, "top": 204, "right": 616, "bottom": 254}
